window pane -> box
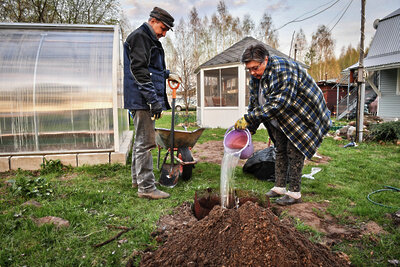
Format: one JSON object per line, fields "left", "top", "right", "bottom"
{"left": 204, "top": 69, "right": 219, "bottom": 107}
{"left": 221, "top": 67, "right": 238, "bottom": 106}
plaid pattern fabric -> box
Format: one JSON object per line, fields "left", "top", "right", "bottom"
{"left": 244, "top": 56, "right": 331, "bottom": 159}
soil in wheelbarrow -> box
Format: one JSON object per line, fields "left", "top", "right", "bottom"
{"left": 139, "top": 192, "right": 349, "bottom": 266}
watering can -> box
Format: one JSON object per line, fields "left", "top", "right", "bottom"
{"left": 223, "top": 126, "right": 254, "bottom": 159}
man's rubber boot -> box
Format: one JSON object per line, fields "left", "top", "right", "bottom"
{"left": 138, "top": 189, "right": 170, "bottom": 199}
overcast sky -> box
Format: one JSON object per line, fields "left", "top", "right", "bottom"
{"left": 121, "top": 0, "right": 399, "bottom": 58}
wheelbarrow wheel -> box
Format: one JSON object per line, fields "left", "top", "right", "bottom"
{"left": 178, "top": 147, "right": 194, "bottom": 181}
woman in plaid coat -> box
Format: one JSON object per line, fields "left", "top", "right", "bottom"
{"left": 235, "top": 44, "right": 331, "bottom": 205}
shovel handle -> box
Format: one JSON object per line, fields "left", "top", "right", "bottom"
{"left": 168, "top": 79, "right": 180, "bottom": 99}
{"left": 168, "top": 79, "right": 180, "bottom": 90}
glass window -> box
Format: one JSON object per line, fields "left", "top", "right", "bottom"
{"left": 204, "top": 67, "right": 238, "bottom": 107}
{"left": 221, "top": 68, "right": 238, "bottom": 106}
{"left": 204, "top": 69, "right": 219, "bottom": 107}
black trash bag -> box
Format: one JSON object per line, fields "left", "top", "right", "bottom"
{"left": 243, "top": 147, "right": 276, "bottom": 182}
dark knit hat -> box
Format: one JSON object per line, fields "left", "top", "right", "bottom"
{"left": 150, "top": 7, "right": 174, "bottom": 29}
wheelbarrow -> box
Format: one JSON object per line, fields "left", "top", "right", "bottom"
{"left": 156, "top": 78, "right": 205, "bottom": 188}
{"left": 156, "top": 127, "right": 205, "bottom": 187}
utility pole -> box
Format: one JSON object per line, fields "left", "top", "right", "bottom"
{"left": 356, "top": 0, "right": 366, "bottom": 143}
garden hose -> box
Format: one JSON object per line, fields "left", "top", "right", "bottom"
{"left": 367, "top": 186, "right": 400, "bottom": 209}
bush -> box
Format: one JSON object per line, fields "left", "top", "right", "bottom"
{"left": 40, "top": 159, "right": 67, "bottom": 175}
{"left": 8, "top": 176, "right": 53, "bottom": 198}
{"left": 369, "top": 121, "right": 400, "bottom": 142}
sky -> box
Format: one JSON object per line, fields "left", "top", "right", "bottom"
{"left": 121, "top": 0, "right": 400, "bottom": 58}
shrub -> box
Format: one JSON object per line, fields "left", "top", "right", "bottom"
{"left": 40, "top": 159, "right": 71, "bottom": 175}
{"left": 369, "top": 121, "right": 400, "bottom": 142}
{"left": 8, "top": 176, "right": 53, "bottom": 198}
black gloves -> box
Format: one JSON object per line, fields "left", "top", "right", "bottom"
{"left": 150, "top": 102, "right": 163, "bottom": 120}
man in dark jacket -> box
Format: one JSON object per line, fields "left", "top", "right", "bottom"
{"left": 124, "top": 7, "right": 180, "bottom": 199}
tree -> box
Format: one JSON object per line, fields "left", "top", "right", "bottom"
{"left": 308, "top": 25, "right": 336, "bottom": 81}
{"left": 0, "top": 0, "right": 121, "bottom": 25}
{"left": 189, "top": 7, "right": 202, "bottom": 66}
{"left": 293, "top": 28, "right": 307, "bottom": 62}
{"left": 258, "top": 11, "right": 278, "bottom": 48}
{"left": 338, "top": 44, "right": 359, "bottom": 70}
{"left": 241, "top": 14, "right": 255, "bottom": 38}
{"left": 164, "top": 18, "right": 198, "bottom": 118}
{"left": 206, "top": 0, "right": 244, "bottom": 55}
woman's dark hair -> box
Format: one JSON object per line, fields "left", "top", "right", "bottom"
{"left": 241, "top": 44, "right": 269, "bottom": 64}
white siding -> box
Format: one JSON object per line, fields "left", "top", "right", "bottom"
{"left": 201, "top": 108, "right": 242, "bottom": 128}
{"left": 379, "top": 69, "right": 400, "bottom": 119}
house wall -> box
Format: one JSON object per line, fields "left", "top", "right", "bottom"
{"left": 198, "top": 64, "right": 248, "bottom": 128}
{"left": 319, "top": 84, "right": 347, "bottom": 116}
{"left": 379, "top": 69, "right": 400, "bottom": 119}
{"left": 201, "top": 107, "right": 243, "bottom": 128}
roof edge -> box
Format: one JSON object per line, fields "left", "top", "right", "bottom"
{"left": 0, "top": 22, "right": 116, "bottom": 31}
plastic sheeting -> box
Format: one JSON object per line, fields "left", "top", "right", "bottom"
{"left": 0, "top": 25, "right": 126, "bottom": 153}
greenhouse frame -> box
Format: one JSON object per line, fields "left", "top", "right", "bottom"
{"left": 0, "top": 23, "right": 132, "bottom": 171}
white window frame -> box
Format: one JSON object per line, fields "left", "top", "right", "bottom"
{"left": 397, "top": 68, "right": 400, "bottom": 95}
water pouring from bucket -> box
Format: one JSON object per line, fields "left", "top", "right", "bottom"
{"left": 220, "top": 127, "right": 254, "bottom": 208}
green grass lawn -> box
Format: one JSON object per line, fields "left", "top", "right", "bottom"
{"left": 1, "top": 114, "right": 399, "bottom": 266}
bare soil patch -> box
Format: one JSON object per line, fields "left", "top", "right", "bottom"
{"left": 140, "top": 201, "right": 349, "bottom": 266}
{"left": 273, "top": 202, "right": 387, "bottom": 247}
{"left": 137, "top": 196, "right": 389, "bottom": 266}
{"left": 192, "top": 140, "right": 330, "bottom": 167}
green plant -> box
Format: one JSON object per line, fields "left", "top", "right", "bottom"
{"left": 369, "top": 121, "right": 400, "bottom": 142}
{"left": 41, "top": 159, "right": 69, "bottom": 175}
{"left": 8, "top": 176, "right": 53, "bottom": 198}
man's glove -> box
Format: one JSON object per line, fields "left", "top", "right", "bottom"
{"left": 168, "top": 73, "right": 182, "bottom": 84}
{"left": 150, "top": 102, "right": 163, "bottom": 120}
{"left": 234, "top": 117, "right": 248, "bottom": 130}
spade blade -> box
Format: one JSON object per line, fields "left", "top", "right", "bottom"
{"left": 159, "top": 163, "right": 180, "bottom": 188}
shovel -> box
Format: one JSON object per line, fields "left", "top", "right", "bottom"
{"left": 159, "top": 79, "right": 181, "bottom": 187}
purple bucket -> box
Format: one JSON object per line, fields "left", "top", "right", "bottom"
{"left": 223, "top": 126, "right": 254, "bottom": 159}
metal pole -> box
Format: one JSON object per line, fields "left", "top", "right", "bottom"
{"left": 336, "top": 84, "right": 339, "bottom": 118}
{"left": 347, "top": 75, "right": 350, "bottom": 119}
{"left": 356, "top": 0, "right": 366, "bottom": 142}
{"left": 32, "top": 33, "right": 46, "bottom": 151}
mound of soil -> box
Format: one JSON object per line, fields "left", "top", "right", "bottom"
{"left": 140, "top": 202, "right": 348, "bottom": 266}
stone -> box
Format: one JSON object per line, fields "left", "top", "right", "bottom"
{"left": 11, "top": 156, "right": 43, "bottom": 171}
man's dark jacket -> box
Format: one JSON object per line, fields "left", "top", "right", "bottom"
{"left": 124, "top": 23, "right": 171, "bottom": 110}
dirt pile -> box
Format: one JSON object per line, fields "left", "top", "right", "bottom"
{"left": 140, "top": 202, "right": 348, "bottom": 266}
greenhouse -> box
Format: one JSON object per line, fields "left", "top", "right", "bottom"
{"left": 0, "top": 23, "right": 131, "bottom": 171}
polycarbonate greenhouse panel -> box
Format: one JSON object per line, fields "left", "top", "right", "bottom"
{"left": 0, "top": 26, "right": 116, "bottom": 153}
